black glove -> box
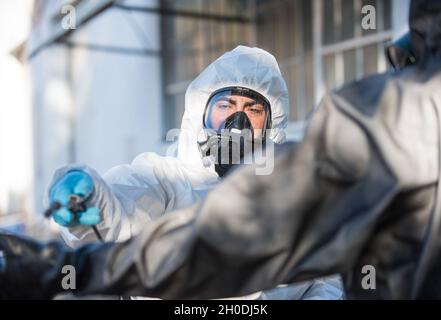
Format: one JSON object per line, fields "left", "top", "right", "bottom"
{"left": 0, "top": 232, "right": 71, "bottom": 299}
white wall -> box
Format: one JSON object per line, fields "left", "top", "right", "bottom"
{"left": 30, "top": 0, "right": 163, "bottom": 216}
{"left": 30, "top": 45, "right": 74, "bottom": 219}
{"left": 0, "top": 1, "right": 33, "bottom": 228}
{"left": 69, "top": 0, "right": 163, "bottom": 171}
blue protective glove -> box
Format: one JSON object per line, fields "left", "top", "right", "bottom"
{"left": 49, "top": 170, "right": 101, "bottom": 227}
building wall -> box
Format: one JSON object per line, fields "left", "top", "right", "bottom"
{"left": 29, "top": 0, "right": 163, "bottom": 218}
{"left": 68, "top": 0, "right": 163, "bottom": 171}
{"left": 0, "top": 0, "right": 33, "bottom": 231}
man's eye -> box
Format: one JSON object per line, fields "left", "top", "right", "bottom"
{"left": 216, "top": 103, "right": 231, "bottom": 109}
{"left": 248, "top": 108, "right": 263, "bottom": 114}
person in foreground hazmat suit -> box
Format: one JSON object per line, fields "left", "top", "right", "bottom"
{"left": 39, "top": 46, "right": 343, "bottom": 300}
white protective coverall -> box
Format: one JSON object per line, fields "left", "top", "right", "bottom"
{"left": 48, "top": 45, "right": 343, "bottom": 299}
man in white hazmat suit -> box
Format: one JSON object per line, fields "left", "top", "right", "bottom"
{"left": 46, "top": 46, "right": 343, "bottom": 299}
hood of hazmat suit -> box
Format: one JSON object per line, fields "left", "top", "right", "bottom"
{"left": 177, "top": 45, "right": 289, "bottom": 170}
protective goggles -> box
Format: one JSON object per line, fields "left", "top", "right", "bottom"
{"left": 386, "top": 32, "right": 416, "bottom": 70}
{"left": 202, "top": 87, "right": 272, "bottom": 139}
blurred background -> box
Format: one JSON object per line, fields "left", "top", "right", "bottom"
{"left": 0, "top": 0, "right": 410, "bottom": 237}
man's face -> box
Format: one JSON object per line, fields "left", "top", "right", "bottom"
{"left": 209, "top": 95, "right": 267, "bottom": 138}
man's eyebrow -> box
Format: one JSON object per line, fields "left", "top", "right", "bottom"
{"left": 217, "top": 97, "right": 236, "bottom": 105}
{"left": 243, "top": 101, "right": 263, "bottom": 108}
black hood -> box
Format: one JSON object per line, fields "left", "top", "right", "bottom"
{"left": 409, "top": 0, "right": 441, "bottom": 60}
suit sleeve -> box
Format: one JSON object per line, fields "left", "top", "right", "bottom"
{"left": 51, "top": 163, "right": 167, "bottom": 247}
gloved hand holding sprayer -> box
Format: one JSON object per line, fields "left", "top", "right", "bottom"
{"left": 45, "top": 170, "right": 103, "bottom": 241}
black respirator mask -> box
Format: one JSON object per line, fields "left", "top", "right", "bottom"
{"left": 198, "top": 87, "right": 272, "bottom": 177}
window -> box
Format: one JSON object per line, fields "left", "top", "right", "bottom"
{"left": 161, "top": 0, "right": 394, "bottom": 135}
{"left": 321, "top": 0, "right": 393, "bottom": 92}
{"left": 256, "top": 0, "right": 314, "bottom": 121}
